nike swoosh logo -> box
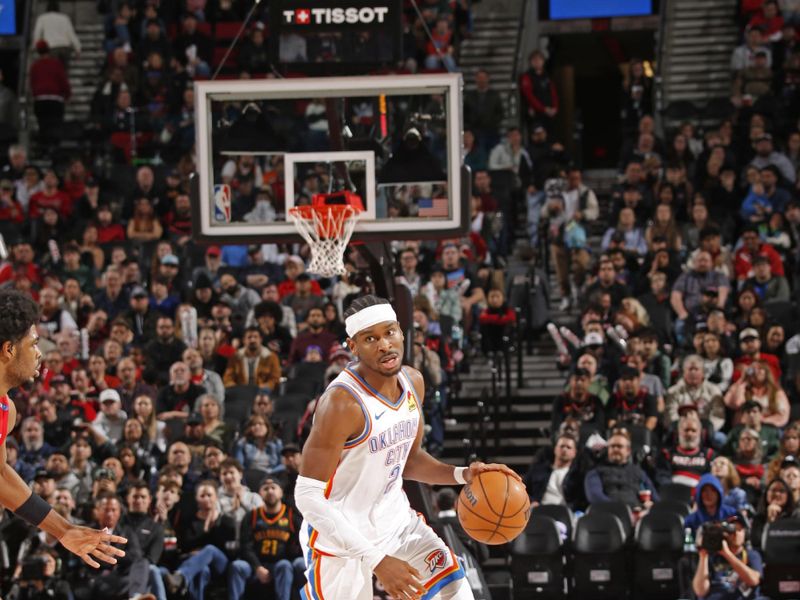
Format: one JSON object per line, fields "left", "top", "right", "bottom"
{"left": 375, "top": 411, "right": 386, "bottom": 420}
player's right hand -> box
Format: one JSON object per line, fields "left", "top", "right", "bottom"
{"left": 255, "top": 566, "right": 271, "bottom": 584}
{"left": 374, "top": 556, "right": 426, "bottom": 600}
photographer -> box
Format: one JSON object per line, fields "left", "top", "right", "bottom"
{"left": 692, "top": 514, "right": 763, "bottom": 600}
{"left": 8, "top": 548, "right": 72, "bottom": 600}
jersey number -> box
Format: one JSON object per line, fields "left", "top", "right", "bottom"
{"left": 260, "top": 539, "right": 278, "bottom": 556}
{"left": 384, "top": 465, "right": 401, "bottom": 495}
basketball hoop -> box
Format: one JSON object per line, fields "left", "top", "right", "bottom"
{"left": 288, "top": 193, "right": 364, "bottom": 277}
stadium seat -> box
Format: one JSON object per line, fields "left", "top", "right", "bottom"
{"left": 243, "top": 468, "right": 269, "bottom": 491}
{"left": 648, "top": 500, "right": 690, "bottom": 519}
{"left": 661, "top": 100, "right": 698, "bottom": 121}
{"left": 530, "top": 504, "right": 574, "bottom": 541}
{"left": 510, "top": 515, "right": 567, "bottom": 599}
{"left": 215, "top": 21, "right": 243, "bottom": 41}
{"left": 587, "top": 500, "right": 633, "bottom": 540}
{"left": 633, "top": 511, "right": 684, "bottom": 599}
{"left": 224, "top": 385, "right": 259, "bottom": 425}
{"left": 702, "top": 97, "right": 735, "bottom": 120}
{"left": 761, "top": 518, "right": 800, "bottom": 599}
{"left": 657, "top": 483, "right": 693, "bottom": 507}
{"left": 571, "top": 511, "right": 628, "bottom": 600}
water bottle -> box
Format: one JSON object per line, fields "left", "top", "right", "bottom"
{"left": 683, "top": 527, "right": 696, "bottom": 553}
{"left": 451, "top": 325, "right": 462, "bottom": 349}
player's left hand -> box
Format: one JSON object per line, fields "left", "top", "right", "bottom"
{"left": 464, "top": 462, "right": 522, "bottom": 484}
{"left": 59, "top": 525, "right": 127, "bottom": 568}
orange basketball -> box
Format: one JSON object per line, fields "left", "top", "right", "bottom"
{"left": 457, "top": 470, "right": 530, "bottom": 545}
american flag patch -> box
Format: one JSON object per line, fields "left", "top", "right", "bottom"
{"left": 417, "top": 197, "right": 449, "bottom": 218}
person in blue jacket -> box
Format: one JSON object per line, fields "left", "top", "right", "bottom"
{"left": 685, "top": 473, "right": 738, "bottom": 533}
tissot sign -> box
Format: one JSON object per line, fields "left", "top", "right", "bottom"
{"left": 271, "top": 0, "right": 401, "bottom": 70}
{"left": 282, "top": 6, "right": 391, "bottom": 25}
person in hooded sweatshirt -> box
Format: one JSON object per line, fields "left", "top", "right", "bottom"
{"left": 684, "top": 473, "right": 738, "bottom": 534}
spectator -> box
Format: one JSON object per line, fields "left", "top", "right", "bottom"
{"left": 524, "top": 433, "right": 587, "bottom": 510}
{"left": 585, "top": 428, "right": 659, "bottom": 508}
{"left": 162, "top": 481, "right": 249, "bottom": 600}
{"left": 172, "top": 13, "right": 213, "bottom": 78}
{"left": 520, "top": 50, "right": 559, "bottom": 134}
{"left": 550, "top": 369, "right": 605, "bottom": 443}
{"left": 464, "top": 69, "right": 504, "bottom": 153}
{"left": 665, "top": 354, "right": 726, "bottom": 432}
{"left": 607, "top": 365, "right": 659, "bottom": 431}
{"left": 287, "top": 308, "right": 337, "bottom": 366}
{"left": 478, "top": 289, "right": 516, "bottom": 354}
{"left": 92, "top": 388, "right": 128, "bottom": 444}
{"left": 122, "top": 482, "right": 166, "bottom": 599}
{"left": 32, "top": 1, "right": 81, "bottom": 68}
{"left": 725, "top": 359, "right": 790, "bottom": 427}
{"left": 732, "top": 428, "right": 766, "bottom": 499}
{"left": 751, "top": 478, "right": 795, "bottom": 550}
{"left": 656, "top": 413, "right": 716, "bottom": 489}
{"left": 685, "top": 474, "right": 738, "bottom": 533}
{"left": 745, "top": 255, "right": 791, "bottom": 303}
{"left": 0, "top": 69, "right": 20, "bottom": 141}
{"left": 750, "top": 133, "right": 796, "bottom": 183}
{"left": 238, "top": 476, "right": 305, "bottom": 600}
{"left": 237, "top": 22, "right": 269, "bottom": 74}
{"left": 157, "top": 361, "right": 205, "bottom": 421}
{"left": 234, "top": 415, "right": 285, "bottom": 475}
{"left": 692, "top": 513, "right": 762, "bottom": 600}
{"left": 424, "top": 17, "right": 456, "bottom": 71}
{"left": 766, "top": 424, "right": 800, "bottom": 482}
{"left": 146, "top": 316, "right": 188, "bottom": 383}
{"left": 671, "top": 251, "right": 730, "bottom": 343}
{"left": 29, "top": 41, "right": 70, "bottom": 151}
{"left": 711, "top": 456, "right": 750, "bottom": 512}
{"left": 724, "top": 400, "right": 781, "bottom": 458}
{"left": 702, "top": 332, "right": 735, "bottom": 392}
{"left": 223, "top": 327, "right": 281, "bottom": 391}
{"left": 218, "top": 458, "right": 263, "bottom": 528}
{"left": 219, "top": 273, "right": 261, "bottom": 322}
{"left": 731, "top": 26, "right": 772, "bottom": 71}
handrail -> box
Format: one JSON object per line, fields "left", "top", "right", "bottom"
{"left": 653, "top": 0, "right": 669, "bottom": 131}
{"left": 17, "top": 0, "right": 37, "bottom": 145}
{"left": 515, "top": 307, "right": 524, "bottom": 388}
{"left": 509, "top": 0, "right": 530, "bottom": 127}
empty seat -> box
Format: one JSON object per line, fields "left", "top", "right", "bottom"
{"left": 587, "top": 500, "right": 633, "bottom": 541}
{"left": 243, "top": 467, "right": 269, "bottom": 492}
{"left": 530, "top": 504, "right": 574, "bottom": 541}
{"left": 648, "top": 500, "right": 690, "bottom": 519}
{"left": 658, "top": 482, "right": 693, "bottom": 506}
{"left": 762, "top": 518, "right": 800, "bottom": 599}
{"left": 511, "top": 515, "right": 566, "bottom": 599}
{"left": 215, "top": 21, "right": 243, "bottom": 41}
{"left": 224, "top": 385, "right": 259, "bottom": 425}
{"left": 571, "top": 511, "right": 628, "bottom": 600}
{"left": 661, "top": 100, "right": 698, "bottom": 121}
{"left": 633, "top": 511, "right": 684, "bottom": 599}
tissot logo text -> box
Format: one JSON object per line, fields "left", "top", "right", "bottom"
{"left": 283, "top": 6, "right": 390, "bottom": 25}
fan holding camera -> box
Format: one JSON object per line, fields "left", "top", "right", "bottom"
{"left": 7, "top": 549, "right": 72, "bottom": 600}
{"left": 692, "top": 513, "right": 765, "bottom": 600}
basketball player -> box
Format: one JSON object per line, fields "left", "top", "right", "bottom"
{"left": 296, "top": 295, "right": 520, "bottom": 600}
{"left": 0, "top": 291, "right": 127, "bottom": 567}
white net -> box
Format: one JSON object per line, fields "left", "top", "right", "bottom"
{"left": 288, "top": 205, "right": 362, "bottom": 277}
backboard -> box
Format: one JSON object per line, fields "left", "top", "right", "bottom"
{"left": 191, "top": 73, "right": 469, "bottom": 244}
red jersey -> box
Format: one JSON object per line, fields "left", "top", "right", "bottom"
{"left": 0, "top": 395, "right": 10, "bottom": 445}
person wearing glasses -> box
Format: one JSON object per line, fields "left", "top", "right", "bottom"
{"left": 584, "top": 428, "right": 659, "bottom": 509}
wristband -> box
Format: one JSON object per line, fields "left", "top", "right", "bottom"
{"left": 454, "top": 467, "right": 468, "bottom": 485}
{"left": 13, "top": 493, "right": 52, "bottom": 526}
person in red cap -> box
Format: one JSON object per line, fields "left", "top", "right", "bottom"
{"left": 29, "top": 40, "right": 71, "bottom": 150}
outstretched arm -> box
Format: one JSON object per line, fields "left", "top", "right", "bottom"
{"left": 402, "top": 368, "right": 520, "bottom": 485}
{"left": 1, "top": 404, "right": 127, "bottom": 567}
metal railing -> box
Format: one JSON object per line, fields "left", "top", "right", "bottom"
{"left": 16, "top": 0, "right": 37, "bottom": 147}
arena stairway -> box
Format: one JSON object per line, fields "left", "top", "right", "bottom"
{"left": 458, "top": 0, "right": 527, "bottom": 133}
{"left": 659, "top": 0, "right": 739, "bottom": 129}
{"left": 27, "top": 0, "right": 107, "bottom": 151}
{"left": 439, "top": 170, "right": 615, "bottom": 474}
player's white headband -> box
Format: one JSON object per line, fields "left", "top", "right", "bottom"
{"left": 345, "top": 304, "right": 398, "bottom": 338}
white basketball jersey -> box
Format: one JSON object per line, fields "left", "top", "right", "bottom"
{"left": 302, "top": 365, "right": 421, "bottom": 556}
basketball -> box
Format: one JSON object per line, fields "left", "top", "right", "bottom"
{"left": 457, "top": 471, "right": 531, "bottom": 545}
